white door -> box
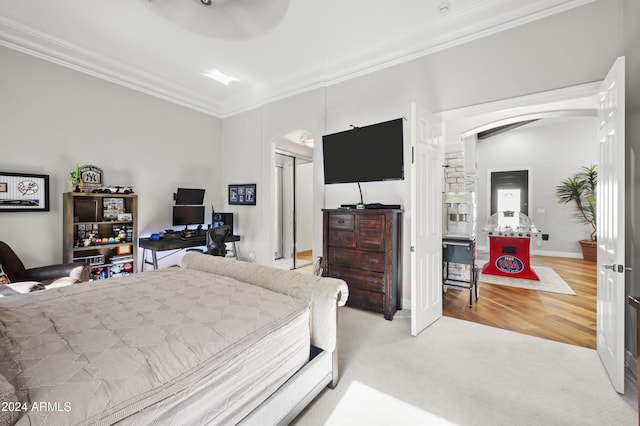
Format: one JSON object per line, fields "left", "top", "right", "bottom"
{"left": 597, "top": 56, "right": 626, "bottom": 393}
{"left": 411, "top": 103, "right": 444, "bottom": 336}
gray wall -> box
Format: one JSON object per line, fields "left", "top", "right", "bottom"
{"left": 476, "top": 117, "right": 599, "bottom": 257}
{"left": 0, "top": 46, "right": 223, "bottom": 269}
{"left": 0, "top": 0, "right": 627, "bottom": 308}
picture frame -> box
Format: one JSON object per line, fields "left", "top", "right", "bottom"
{"left": 0, "top": 172, "right": 50, "bottom": 212}
{"left": 103, "top": 197, "right": 125, "bottom": 220}
{"left": 229, "top": 184, "right": 256, "bottom": 205}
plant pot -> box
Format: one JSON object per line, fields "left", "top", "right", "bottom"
{"left": 579, "top": 240, "right": 597, "bottom": 262}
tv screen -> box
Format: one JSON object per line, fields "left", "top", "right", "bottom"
{"left": 322, "top": 118, "right": 404, "bottom": 184}
{"left": 175, "top": 188, "right": 205, "bottom": 205}
{"left": 173, "top": 205, "right": 205, "bottom": 227}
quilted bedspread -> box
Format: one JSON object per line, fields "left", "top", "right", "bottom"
{"left": 0, "top": 267, "right": 310, "bottom": 425}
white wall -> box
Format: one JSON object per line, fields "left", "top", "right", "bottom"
{"left": 218, "top": 89, "right": 326, "bottom": 265}
{"left": 296, "top": 161, "right": 313, "bottom": 254}
{"left": 476, "top": 117, "right": 599, "bottom": 257}
{"left": 217, "top": 0, "right": 622, "bottom": 303}
{"left": 0, "top": 46, "right": 222, "bottom": 269}
{"left": 0, "top": 0, "right": 625, "bottom": 307}
{"left": 219, "top": 108, "right": 264, "bottom": 262}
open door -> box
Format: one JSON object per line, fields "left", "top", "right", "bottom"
{"left": 596, "top": 56, "right": 626, "bottom": 393}
{"left": 411, "top": 103, "right": 444, "bottom": 336}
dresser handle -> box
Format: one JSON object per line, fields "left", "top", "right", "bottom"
{"left": 338, "top": 219, "right": 345, "bottom": 224}
{"left": 338, "top": 236, "right": 345, "bottom": 242}
{"left": 370, "top": 258, "right": 379, "bottom": 264}
{"left": 368, "top": 298, "right": 378, "bottom": 305}
{"left": 368, "top": 278, "right": 377, "bottom": 284}
{"left": 334, "top": 253, "right": 341, "bottom": 259}
{"left": 334, "top": 272, "right": 341, "bottom": 278}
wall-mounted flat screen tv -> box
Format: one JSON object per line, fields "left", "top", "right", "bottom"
{"left": 175, "top": 188, "right": 205, "bottom": 205}
{"left": 322, "top": 118, "right": 404, "bottom": 184}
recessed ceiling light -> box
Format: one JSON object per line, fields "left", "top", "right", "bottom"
{"left": 202, "top": 69, "right": 239, "bottom": 85}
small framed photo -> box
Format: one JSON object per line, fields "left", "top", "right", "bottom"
{"left": 117, "top": 213, "right": 133, "bottom": 222}
{"left": 229, "top": 184, "right": 256, "bottom": 205}
{"left": 103, "top": 197, "right": 125, "bottom": 220}
{"left": 0, "top": 172, "right": 50, "bottom": 212}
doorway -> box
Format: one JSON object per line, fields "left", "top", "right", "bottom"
{"left": 273, "top": 147, "right": 313, "bottom": 270}
{"left": 440, "top": 89, "right": 600, "bottom": 347}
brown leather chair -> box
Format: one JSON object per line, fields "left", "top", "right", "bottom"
{"left": 0, "top": 241, "right": 90, "bottom": 287}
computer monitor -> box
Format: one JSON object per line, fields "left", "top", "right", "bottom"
{"left": 212, "top": 212, "right": 234, "bottom": 234}
{"left": 174, "top": 188, "right": 205, "bottom": 205}
{"left": 173, "top": 205, "right": 205, "bottom": 229}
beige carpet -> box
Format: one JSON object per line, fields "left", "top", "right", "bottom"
{"left": 293, "top": 307, "right": 636, "bottom": 426}
{"left": 478, "top": 264, "right": 576, "bottom": 295}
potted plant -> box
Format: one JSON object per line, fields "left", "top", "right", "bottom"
{"left": 555, "top": 164, "right": 597, "bottom": 261}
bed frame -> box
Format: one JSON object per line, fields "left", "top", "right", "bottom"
{"left": 180, "top": 253, "right": 348, "bottom": 425}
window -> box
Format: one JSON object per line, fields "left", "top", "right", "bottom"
{"left": 490, "top": 170, "right": 529, "bottom": 216}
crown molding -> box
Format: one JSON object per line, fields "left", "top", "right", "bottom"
{"left": 0, "top": 0, "right": 596, "bottom": 119}
{"left": 0, "top": 16, "right": 225, "bottom": 117}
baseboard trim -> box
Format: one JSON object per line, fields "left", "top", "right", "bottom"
{"left": 476, "top": 245, "right": 582, "bottom": 259}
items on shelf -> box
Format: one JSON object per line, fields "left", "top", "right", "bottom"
{"left": 63, "top": 192, "right": 138, "bottom": 281}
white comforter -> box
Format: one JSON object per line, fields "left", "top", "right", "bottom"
{"left": 0, "top": 267, "right": 310, "bottom": 425}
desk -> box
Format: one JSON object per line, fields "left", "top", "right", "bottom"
{"left": 139, "top": 234, "right": 240, "bottom": 271}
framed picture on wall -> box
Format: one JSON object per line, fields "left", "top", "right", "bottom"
{"left": 0, "top": 172, "right": 50, "bottom": 212}
{"left": 229, "top": 184, "right": 256, "bottom": 205}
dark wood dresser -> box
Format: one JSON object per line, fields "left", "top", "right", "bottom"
{"left": 322, "top": 208, "right": 402, "bottom": 320}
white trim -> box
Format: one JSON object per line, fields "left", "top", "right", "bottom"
{"left": 485, "top": 167, "right": 534, "bottom": 224}
{"left": 441, "top": 82, "right": 600, "bottom": 121}
{"left": 0, "top": 17, "right": 224, "bottom": 117}
{"left": 530, "top": 249, "right": 582, "bottom": 259}
{"left": 461, "top": 109, "right": 598, "bottom": 139}
{"left": 0, "top": 1, "right": 597, "bottom": 118}
{"left": 477, "top": 245, "right": 582, "bottom": 259}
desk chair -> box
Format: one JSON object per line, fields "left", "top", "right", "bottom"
{"left": 207, "top": 226, "right": 231, "bottom": 257}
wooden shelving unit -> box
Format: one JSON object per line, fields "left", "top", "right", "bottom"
{"left": 63, "top": 192, "right": 138, "bottom": 280}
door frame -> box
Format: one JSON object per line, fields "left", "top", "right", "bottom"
{"left": 487, "top": 167, "right": 533, "bottom": 219}
{"left": 270, "top": 142, "right": 313, "bottom": 270}
{"left": 440, "top": 83, "right": 619, "bottom": 350}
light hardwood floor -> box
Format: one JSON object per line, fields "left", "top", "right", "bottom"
{"left": 443, "top": 255, "right": 597, "bottom": 349}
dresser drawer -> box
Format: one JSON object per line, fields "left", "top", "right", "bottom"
{"left": 327, "top": 248, "right": 386, "bottom": 272}
{"left": 327, "top": 265, "right": 384, "bottom": 293}
{"left": 346, "top": 288, "right": 384, "bottom": 313}
{"left": 329, "top": 214, "right": 354, "bottom": 230}
{"left": 358, "top": 215, "right": 386, "bottom": 251}
{"left": 328, "top": 230, "right": 356, "bottom": 248}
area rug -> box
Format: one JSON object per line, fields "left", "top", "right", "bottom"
{"left": 478, "top": 263, "right": 576, "bottom": 295}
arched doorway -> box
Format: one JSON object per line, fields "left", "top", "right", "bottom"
{"left": 441, "top": 85, "right": 600, "bottom": 349}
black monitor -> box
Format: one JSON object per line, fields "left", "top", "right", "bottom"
{"left": 212, "top": 212, "right": 234, "bottom": 234}
{"left": 172, "top": 205, "right": 205, "bottom": 229}
{"left": 175, "top": 188, "right": 205, "bottom": 205}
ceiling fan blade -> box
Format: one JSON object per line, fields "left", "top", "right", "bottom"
{"left": 145, "top": 0, "right": 290, "bottom": 40}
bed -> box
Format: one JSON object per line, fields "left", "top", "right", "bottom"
{"left": 0, "top": 253, "right": 348, "bottom": 425}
